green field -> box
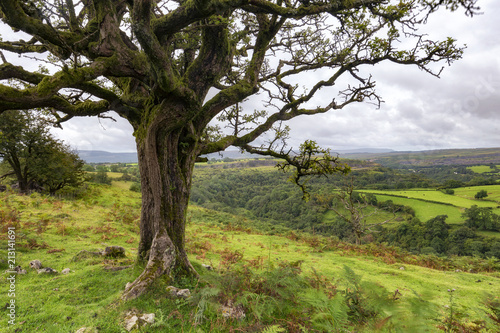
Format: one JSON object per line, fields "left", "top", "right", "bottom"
{"left": 367, "top": 193, "right": 464, "bottom": 224}
{"left": 359, "top": 185, "right": 500, "bottom": 225}
{"left": 454, "top": 185, "right": 500, "bottom": 203}
{"left": 360, "top": 188, "right": 498, "bottom": 208}
{"left": 467, "top": 165, "right": 500, "bottom": 174}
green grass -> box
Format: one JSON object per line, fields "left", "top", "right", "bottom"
{"left": 467, "top": 165, "right": 500, "bottom": 174}
{"left": 106, "top": 172, "right": 124, "bottom": 179}
{"left": 454, "top": 185, "right": 500, "bottom": 205}
{"left": 359, "top": 186, "right": 500, "bottom": 224}
{"left": 1, "top": 185, "right": 500, "bottom": 332}
{"left": 111, "top": 180, "right": 134, "bottom": 190}
{"left": 360, "top": 189, "right": 498, "bottom": 208}
{"left": 367, "top": 193, "right": 464, "bottom": 224}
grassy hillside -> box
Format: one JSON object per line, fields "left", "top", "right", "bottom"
{"left": 359, "top": 185, "right": 500, "bottom": 225}
{"left": 1, "top": 183, "right": 500, "bottom": 332}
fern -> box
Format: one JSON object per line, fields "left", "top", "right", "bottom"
{"left": 151, "top": 309, "right": 172, "bottom": 329}
{"left": 261, "top": 325, "right": 286, "bottom": 333}
{"left": 237, "top": 291, "right": 278, "bottom": 322}
{"left": 300, "top": 289, "right": 348, "bottom": 332}
{"left": 193, "top": 287, "right": 220, "bottom": 325}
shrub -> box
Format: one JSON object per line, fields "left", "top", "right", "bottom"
{"left": 129, "top": 182, "right": 141, "bottom": 192}
{"left": 89, "top": 170, "right": 111, "bottom": 185}
{"left": 475, "top": 190, "right": 488, "bottom": 200}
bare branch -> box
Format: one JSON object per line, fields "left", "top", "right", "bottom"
{"left": 332, "top": 177, "right": 398, "bottom": 245}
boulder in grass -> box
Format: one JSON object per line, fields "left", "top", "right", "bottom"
{"left": 101, "top": 246, "right": 126, "bottom": 258}
{"left": 38, "top": 267, "right": 58, "bottom": 274}
{"left": 13, "top": 266, "right": 27, "bottom": 274}
{"left": 220, "top": 300, "right": 246, "bottom": 320}
{"left": 123, "top": 311, "right": 155, "bottom": 332}
{"left": 29, "top": 260, "right": 42, "bottom": 270}
{"left": 166, "top": 286, "right": 191, "bottom": 299}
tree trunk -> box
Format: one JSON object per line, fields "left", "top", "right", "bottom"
{"left": 6, "top": 155, "right": 29, "bottom": 193}
{"left": 122, "top": 109, "right": 199, "bottom": 300}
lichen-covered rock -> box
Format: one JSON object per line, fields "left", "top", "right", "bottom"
{"left": 123, "top": 311, "right": 155, "bottom": 331}
{"left": 141, "top": 313, "right": 155, "bottom": 324}
{"left": 29, "top": 260, "right": 42, "bottom": 270}
{"left": 13, "top": 266, "right": 27, "bottom": 274}
{"left": 124, "top": 314, "right": 139, "bottom": 331}
{"left": 166, "top": 286, "right": 191, "bottom": 299}
{"left": 221, "top": 300, "right": 246, "bottom": 320}
{"left": 38, "top": 267, "right": 57, "bottom": 274}
{"left": 101, "top": 246, "right": 126, "bottom": 258}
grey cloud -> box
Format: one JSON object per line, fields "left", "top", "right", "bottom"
{"left": 51, "top": 113, "right": 136, "bottom": 152}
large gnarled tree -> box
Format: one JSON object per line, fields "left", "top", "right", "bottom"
{"left": 0, "top": 0, "right": 479, "bottom": 299}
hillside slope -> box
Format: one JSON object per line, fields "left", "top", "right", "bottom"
{"left": 1, "top": 185, "right": 499, "bottom": 332}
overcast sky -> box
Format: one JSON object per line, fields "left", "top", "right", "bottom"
{"left": 2, "top": 1, "right": 499, "bottom": 153}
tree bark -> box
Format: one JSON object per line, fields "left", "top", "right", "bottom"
{"left": 122, "top": 106, "right": 199, "bottom": 300}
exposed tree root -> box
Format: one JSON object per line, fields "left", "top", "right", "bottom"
{"left": 122, "top": 232, "right": 176, "bottom": 300}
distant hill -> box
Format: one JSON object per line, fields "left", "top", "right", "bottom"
{"left": 77, "top": 147, "right": 500, "bottom": 166}
{"left": 76, "top": 149, "right": 256, "bottom": 163}
{"left": 77, "top": 150, "right": 138, "bottom": 163}
{"left": 335, "top": 148, "right": 394, "bottom": 154}
{"left": 204, "top": 148, "right": 394, "bottom": 160}
{"left": 344, "top": 147, "right": 500, "bottom": 167}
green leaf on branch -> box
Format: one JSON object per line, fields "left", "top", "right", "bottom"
{"left": 277, "top": 140, "right": 351, "bottom": 200}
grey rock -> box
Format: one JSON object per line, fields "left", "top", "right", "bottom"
{"left": 38, "top": 267, "right": 57, "bottom": 274}
{"left": 124, "top": 311, "right": 155, "bottom": 332}
{"left": 13, "top": 266, "right": 27, "bottom": 274}
{"left": 29, "top": 260, "right": 42, "bottom": 270}
{"left": 221, "top": 300, "right": 245, "bottom": 320}
{"left": 101, "top": 246, "right": 126, "bottom": 258}
{"left": 166, "top": 286, "right": 191, "bottom": 299}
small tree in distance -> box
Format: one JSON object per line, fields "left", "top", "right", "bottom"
{"left": 0, "top": 0, "right": 480, "bottom": 299}
{"left": 475, "top": 190, "right": 488, "bottom": 200}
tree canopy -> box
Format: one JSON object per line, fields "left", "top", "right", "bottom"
{"left": 0, "top": 0, "right": 478, "bottom": 154}
{"left": 0, "top": 0, "right": 480, "bottom": 299}
{"left": 0, "top": 109, "right": 86, "bottom": 194}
